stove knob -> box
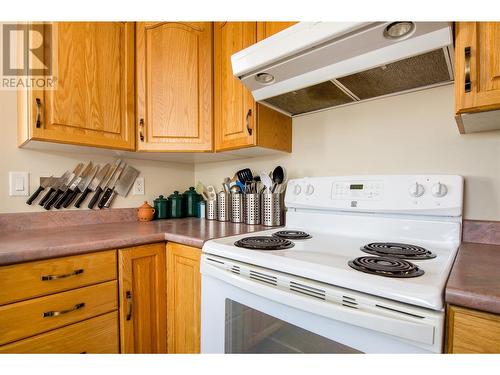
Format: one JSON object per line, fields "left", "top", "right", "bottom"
{"left": 305, "top": 184, "right": 315, "bottom": 196}
{"left": 431, "top": 182, "right": 448, "bottom": 198}
{"left": 293, "top": 184, "right": 302, "bottom": 195}
{"left": 408, "top": 182, "right": 425, "bottom": 198}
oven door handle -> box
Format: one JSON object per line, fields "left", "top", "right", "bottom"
{"left": 202, "top": 261, "right": 436, "bottom": 346}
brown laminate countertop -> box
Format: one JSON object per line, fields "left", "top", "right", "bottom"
{"left": 446, "top": 242, "right": 500, "bottom": 315}
{"left": 0, "top": 218, "right": 267, "bottom": 266}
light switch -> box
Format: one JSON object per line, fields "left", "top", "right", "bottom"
{"left": 9, "top": 172, "right": 29, "bottom": 196}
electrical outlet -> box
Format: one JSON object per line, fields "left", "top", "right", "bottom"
{"left": 9, "top": 172, "right": 29, "bottom": 196}
{"left": 133, "top": 177, "right": 145, "bottom": 195}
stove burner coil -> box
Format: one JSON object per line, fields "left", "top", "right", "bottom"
{"left": 348, "top": 256, "right": 424, "bottom": 278}
{"left": 273, "top": 230, "right": 312, "bottom": 240}
{"left": 361, "top": 242, "right": 436, "bottom": 260}
{"left": 234, "top": 236, "right": 295, "bottom": 250}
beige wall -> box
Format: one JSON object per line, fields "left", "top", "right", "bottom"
{"left": 194, "top": 85, "right": 500, "bottom": 221}
{"left": 0, "top": 88, "right": 194, "bottom": 213}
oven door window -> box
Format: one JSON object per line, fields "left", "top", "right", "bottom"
{"left": 225, "top": 299, "right": 362, "bottom": 353}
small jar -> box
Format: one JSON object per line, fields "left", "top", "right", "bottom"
{"left": 183, "top": 187, "right": 201, "bottom": 217}
{"left": 137, "top": 201, "right": 155, "bottom": 222}
{"left": 169, "top": 191, "right": 184, "bottom": 218}
{"left": 153, "top": 195, "right": 169, "bottom": 220}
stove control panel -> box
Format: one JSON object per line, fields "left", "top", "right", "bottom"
{"left": 285, "top": 175, "right": 464, "bottom": 217}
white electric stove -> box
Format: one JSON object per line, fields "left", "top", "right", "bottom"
{"left": 201, "top": 175, "right": 463, "bottom": 354}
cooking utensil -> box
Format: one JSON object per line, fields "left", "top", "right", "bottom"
{"left": 195, "top": 182, "right": 209, "bottom": 201}
{"left": 230, "top": 185, "right": 241, "bottom": 194}
{"left": 206, "top": 185, "right": 217, "bottom": 201}
{"left": 98, "top": 161, "right": 126, "bottom": 209}
{"left": 259, "top": 172, "right": 273, "bottom": 193}
{"left": 103, "top": 165, "right": 140, "bottom": 208}
{"left": 75, "top": 163, "right": 109, "bottom": 208}
{"left": 62, "top": 164, "right": 100, "bottom": 208}
{"left": 26, "top": 176, "right": 54, "bottom": 205}
{"left": 88, "top": 159, "right": 121, "bottom": 209}
{"left": 53, "top": 162, "right": 93, "bottom": 209}
{"left": 43, "top": 163, "right": 84, "bottom": 210}
{"left": 236, "top": 168, "right": 253, "bottom": 183}
{"left": 223, "top": 177, "right": 231, "bottom": 193}
{"left": 271, "top": 166, "right": 285, "bottom": 193}
{"left": 38, "top": 171, "right": 71, "bottom": 207}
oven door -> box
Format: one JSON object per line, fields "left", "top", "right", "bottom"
{"left": 201, "top": 256, "right": 442, "bottom": 354}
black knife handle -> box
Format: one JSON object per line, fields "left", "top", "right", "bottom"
{"left": 88, "top": 186, "right": 103, "bottom": 209}
{"left": 63, "top": 187, "right": 81, "bottom": 208}
{"left": 44, "top": 189, "right": 63, "bottom": 210}
{"left": 26, "top": 186, "right": 44, "bottom": 205}
{"left": 39, "top": 188, "right": 55, "bottom": 206}
{"left": 54, "top": 189, "right": 71, "bottom": 209}
{"left": 98, "top": 188, "right": 113, "bottom": 209}
{"left": 75, "top": 187, "right": 91, "bottom": 208}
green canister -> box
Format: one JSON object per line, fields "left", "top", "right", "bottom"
{"left": 183, "top": 187, "right": 201, "bottom": 217}
{"left": 169, "top": 191, "right": 184, "bottom": 218}
{"left": 153, "top": 195, "right": 169, "bottom": 220}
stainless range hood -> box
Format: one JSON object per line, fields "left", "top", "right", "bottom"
{"left": 232, "top": 22, "right": 454, "bottom": 116}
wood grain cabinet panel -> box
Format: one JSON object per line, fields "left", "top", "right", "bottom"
{"left": 455, "top": 22, "right": 500, "bottom": 114}
{"left": 118, "top": 243, "right": 167, "bottom": 353}
{"left": 166, "top": 242, "right": 201, "bottom": 354}
{"left": 0, "top": 250, "right": 116, "bottom": 306}
{"left": 19, "top": 22, "right": 136, "bottom": 150}
{"left": 257, "top": 22, "right": 298, "bottom": 40}
{"left": 136, "top": 22, "right": 213, "bottom": 152}
{"left": 214, "top": 22, "right": 292, "bottom": 153}
{"left": 447, "top": 305, "right": 500, "bottom": 353}
{"left": 0, "top": 312, "right": 119, "bottom": 354}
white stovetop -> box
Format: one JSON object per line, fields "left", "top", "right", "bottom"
{"left": 203, "top": 226, "right": 459, "bottom": 311}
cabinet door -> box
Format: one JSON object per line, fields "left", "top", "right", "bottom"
{"left": 214, "top": 22, "right": 257, "bottom": 151}
{"left": 29, "top": 22, "right": 135, "bottom": 150}
{"left": 136, "top": 22, "right": 213, "bottom": 152}
{"left": 166, "top": 243, "right": 201, "bottom": 353}
{"left": 118, "top": 243, "right": 167, "bottom": 353}
{"left": 455, "top": 22, "right": 500, "bottom": 114}
{"left": 257, "top": 22, "right": 298, "bottom": 41}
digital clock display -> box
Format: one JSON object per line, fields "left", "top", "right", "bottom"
{"left": 350, "top": 184, "right": 364, "bottom": 190}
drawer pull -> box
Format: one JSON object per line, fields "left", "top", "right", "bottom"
{"left": 464, "top": 46, "right": 471, "bottom": 93}
{"left": 41, "top": 269, "right": 84, "bottom": 281}
{"left": 126, "top": 291, "right": 132, "bottom": 321}
{"left": 246, "top": 109, "right": 253, "bottom": 135}
{"left": 35, "top": 98, "right": 42, "bottom": 128}
{"left": 43, "top": 302, "right": 85, "bottom": 318}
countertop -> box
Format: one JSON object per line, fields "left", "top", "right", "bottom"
{"left": 0, "top": 218, "right": 267, "bottom": 266}
{"left": 446, "top": 242, "right": 500, "bottom": 315}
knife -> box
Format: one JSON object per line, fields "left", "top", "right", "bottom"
{"left": 88, "top": 159, "right": 122, "bottom": 209}
{"left": 62, "top": 164, "right": 100, "bottom": 208}
{"left": 74, "top": 164, "right": 109, "bottom": 208}
{"left": 98, "top": 162, "right": 126, "bottom": 209}
{"left": 53, "top": 162, "right": 93, "bottom": 209}
{"left": 26, "top": 175, "right": 54, "bottom": 205}
{"left": 103, "top": 165, "right": 140, "bottom": 208}
{"left": 44, "top": 163, "right": 85, "bottom": 210}
{"left": 38, "top": 171, "right": 71, "bottom": 207}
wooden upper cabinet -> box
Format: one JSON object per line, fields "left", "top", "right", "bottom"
{"left": 455, "top": 22, "right": 500, "bottom": 114}
{"left": 21, "top": 22, "right": 136, "bottom": 150}
{"left": 214, "top": 22, "right": 292, "bottom": 153}
{"left": 257, "top": 22, "right": 298, "bottom": 40}
{"left": 118, "top": 243, "right": 167, "bottom": 354}
{"left": 136, "top": 22, "right": 213, "bottom": 152}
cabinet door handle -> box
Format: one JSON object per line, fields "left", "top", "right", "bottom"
{"left": 464, "top": 46, "right": 471, "bottom": 93}
{"left": 41, "top": 269, "right": 84, "bottom": 281}
{"left": 246, "top": 109, "right": 253, "bottom": 136}
{"left": 35, "top": 98, "right": 42, "bottom": 128}
{"left": 139, "top": 118, "right": 145, "bottom": 142}
{"left": 126, "top": 291, "right": 133, "bottom": 321}
{"left": 43, "top": 302, "right": 85, "bottom": 317}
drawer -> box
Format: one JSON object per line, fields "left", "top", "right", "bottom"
{"left": 0, "top": 312, "right": 119, "bottom": 353}
{"left": 0, "top": 250, "right": 117, "bottom": 305}
{"left": 448, "top": 305, "right": 500, "bottom": 353}
{"left": 0, "top": 280, "right": 117, "bottom": 345}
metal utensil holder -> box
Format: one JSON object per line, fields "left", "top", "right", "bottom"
{"left": 230, "top": 193, "right": 244, "bottom": 223}
{"left": 205, "top": 199, "right": 217, "bottom": 220}
{"left": 244, "top": 193, "right": 261, "bottom": 225}
{"left": 262, "top": 192, "right": 282, "bottom": 227}
{"left": 217, "top": 192, "right": 231, "bottom": 222}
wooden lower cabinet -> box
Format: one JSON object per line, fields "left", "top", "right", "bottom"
{"left": 0, "top": 312, "right": 119, "bottom": 354}
{"left": 447, "top": 305, "right": 500, "bottom": 353}
{"left": 166, "top": 242, "right": 201, "bottom": 353}
{"left": 118, "top": 243, "right": 167, "bottom": 353}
